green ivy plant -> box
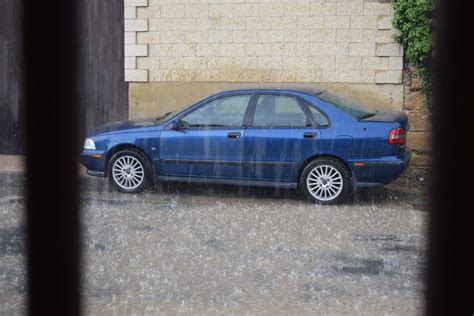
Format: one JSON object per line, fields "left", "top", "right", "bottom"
{"left": 393, "top": 0, "right": 437, "bottom": 107}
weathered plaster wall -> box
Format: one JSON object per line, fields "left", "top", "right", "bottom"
{"left": 129, "top": 81, "right": 403, "bottom": 118}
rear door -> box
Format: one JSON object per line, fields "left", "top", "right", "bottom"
{"left": 243, "top": 93, "right": 321, "bottom": 182}
{"left": 159, "top": 94, "right": 252, "bottom": 179}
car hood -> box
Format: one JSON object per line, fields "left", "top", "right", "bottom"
{"left": 89, "top": 117, "right": 158, "bottom": 136}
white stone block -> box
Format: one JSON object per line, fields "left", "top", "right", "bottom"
{"left": 125, "top": 19, "right": 148, "bottom": 32}
{"left": 161, "top": 5, "right": 185, "bottom": 18}
{"left": 351, "top": 16, "right": 378, "bottom": 29}
{"left": 125, "top": 57, "right": 137, "bottom": 69}
{"left": 137, "top": 32, "right": 160, "bottom": 44}
{"left": 125, "top": 32, "right": 136, "bottom": 44}
{"left": 349, "top": 43, "right": 376, "bottom": 56}
{"left": 124, "top": 0, "right": 147, "bottom": 7}
{"left": 124, "top": 7, "right": 136, "bottom": 19}
{"left": 364, "top": 3, "right": 392, "bottom": 16}
{"left": 324, "top": 16, "right": 350, "bottom": 29}
{"left": 336, "top": 56, "right": 362, "bottom": 70}
{"left": 376, "top": 29, "right": 397, "bottom": 43}
{"left": 285, "top": 3, "right": 310, "bottom": 16}
{"left": 185, "top": 4, "right": 209, "bottom": 18}
{"left": 362, "top": 57, "right": 389, "bottom": 71}
{"left": 125, "top": 69, "right": 148, "bottom": 82}
{"left": 376, "top": 43, "right": 403, "bottom": 57}
{"left": 378, "top": 16, "right": 392, "bottom": 30}
{"left": 375, "top": 70, "right": 402, "bottom": 84}
{"left": 337, "top": 3, "right": 363, "bottom": 16}
{"left": 137, "top": 6, "right": 160, "bottom": 19}
{"left": 389, "top": 57, "right": 404, "bottom": 70}
{"left": 308, "top": 56, "right": 335, "bottom": 70}
{"left": 125, "top": 44, "right": 148, "bottom": 57}
{"left": 310, "top": 3, "right": 337, "bottom": 16}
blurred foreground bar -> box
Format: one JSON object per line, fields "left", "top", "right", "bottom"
{"left": 427, "top": 0, "right": 474, "bottom": 315}
{"left": 22, "top": 0, "right": 81, "bottom": 315}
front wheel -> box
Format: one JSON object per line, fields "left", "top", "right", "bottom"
{"left": 108, "top": 150, "right": 151, "bottom": 193}
{"left": 300, "top": 158, "right": 350, "bottom": 204}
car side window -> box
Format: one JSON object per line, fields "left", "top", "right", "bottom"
{"left": 181, "top": 95, "right": 251, "bottom": 128}
{"left": 252, "top": 95, "right": 309, "bottom": 127}
{"left": 308, "top": 105, "right": 329, "bottom": 127}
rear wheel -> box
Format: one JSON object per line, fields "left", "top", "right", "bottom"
{"left": 300, "top": 158, "right": 350, "bottom": 204}
{"left": 108, "top": 150, "right": 150, "bottom": 193}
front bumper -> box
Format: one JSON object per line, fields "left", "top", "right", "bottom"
{"left": 80, "top": 149, "right": 107, "bottom": 177}
{"left": 350, "top": 149, "right": 411, "bottom": 186}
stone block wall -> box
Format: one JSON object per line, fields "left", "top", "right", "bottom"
{"left": 128, "top": 0, "right": 402, "bottom": 84}
{"left": 404, "top": 65, "right": 431, "bottom": 174}
{"left": 124, "top": 0, "right": 149, "bottom": 82}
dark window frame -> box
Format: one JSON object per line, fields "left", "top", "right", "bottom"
{"left": 20, "top": 1, "right": 474, "bottom": 314}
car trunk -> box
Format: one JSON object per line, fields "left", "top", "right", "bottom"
{"left": 355, "top": 110, "right": 409, "bottom": 158}
{"left": 362, "top": 110, "right": 409, "bottom": 130}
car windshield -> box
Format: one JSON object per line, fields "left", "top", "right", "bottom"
{"left": 316, "top": 91, "right": 377, "bottom": 119}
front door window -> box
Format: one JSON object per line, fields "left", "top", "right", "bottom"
{"left": 182, "top": 95, "right": 251, "bottom": 128}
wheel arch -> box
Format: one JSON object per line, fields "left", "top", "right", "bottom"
{"left": 105, "top": 144, "right": 153, "bottom": 176}
{"left": 297, "top": 154, "right": 353, "bottom": 185}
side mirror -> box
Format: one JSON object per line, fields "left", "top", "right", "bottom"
{"left": 171, "top": 119, "right": 189, "bottom": 130}
{"left": 171, "top": 119, "right": 180, "bottom": 130}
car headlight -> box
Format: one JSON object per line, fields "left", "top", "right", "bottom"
{"left": 83, "top": 138, "right": 96, "bottom": 150}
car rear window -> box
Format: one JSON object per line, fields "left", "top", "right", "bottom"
{"left": 316, "top": 91, "right": 377, "bottom": 119}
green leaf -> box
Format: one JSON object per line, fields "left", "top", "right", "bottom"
{"left": 393, "top": 0, "right": 437, "bottom": 108}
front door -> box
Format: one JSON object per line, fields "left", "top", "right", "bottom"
{"left": 159, "top": 94, "right": 252, "bottom": 179}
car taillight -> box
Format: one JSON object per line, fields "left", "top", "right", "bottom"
{"left": 388, "top": 128, "right": 406, "bottom": 145}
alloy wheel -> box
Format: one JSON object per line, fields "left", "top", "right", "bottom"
{"left": 306, "top": 164, "right": 343, "bottom": 201}
{"left": 111, "top": 155, "right": 145, "bottom": 190}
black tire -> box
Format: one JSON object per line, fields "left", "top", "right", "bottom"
{"left": 107, "top": 150, "right": 151, "bottom": 193}
{"left": 300, "top": 158, "right": 350, "bottom": 204}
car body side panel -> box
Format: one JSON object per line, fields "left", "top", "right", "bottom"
{"left": 242, "top": 127, "right": 321, "bottom": 182}
{"left": 159, "top": 128, "right": 246, "bottom": 179}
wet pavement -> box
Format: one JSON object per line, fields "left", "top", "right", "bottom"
{"left": 0, "top": 177, "right": 427, "bottom": 315}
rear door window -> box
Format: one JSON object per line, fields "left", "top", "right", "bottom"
{"left": 252, "top": 95, "right": 309, "bottom": 127}
{"left": 308, "top": 105, "right": 329, "bottom": 127}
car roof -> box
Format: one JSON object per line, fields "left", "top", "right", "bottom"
{"left": 214, "top": 83, "right": 325, "bottom": 96}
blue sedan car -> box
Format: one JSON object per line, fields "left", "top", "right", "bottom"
{"left": 80, "top": 85, "right": 410, "bottom": 204}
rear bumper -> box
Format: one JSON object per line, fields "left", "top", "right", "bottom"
{"left": 350, "top": 149, "right": 411, "bottom": 186}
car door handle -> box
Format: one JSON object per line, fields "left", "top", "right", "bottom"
{"left": 303, "top": 132, "right": 317, "bottom": 139}
{"left": 228, "top": 132, "right": 241, "bottom": 139}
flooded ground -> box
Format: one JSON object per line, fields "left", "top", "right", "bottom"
{"left": 0, "top": 178, "right": 426, "bottom": 315}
